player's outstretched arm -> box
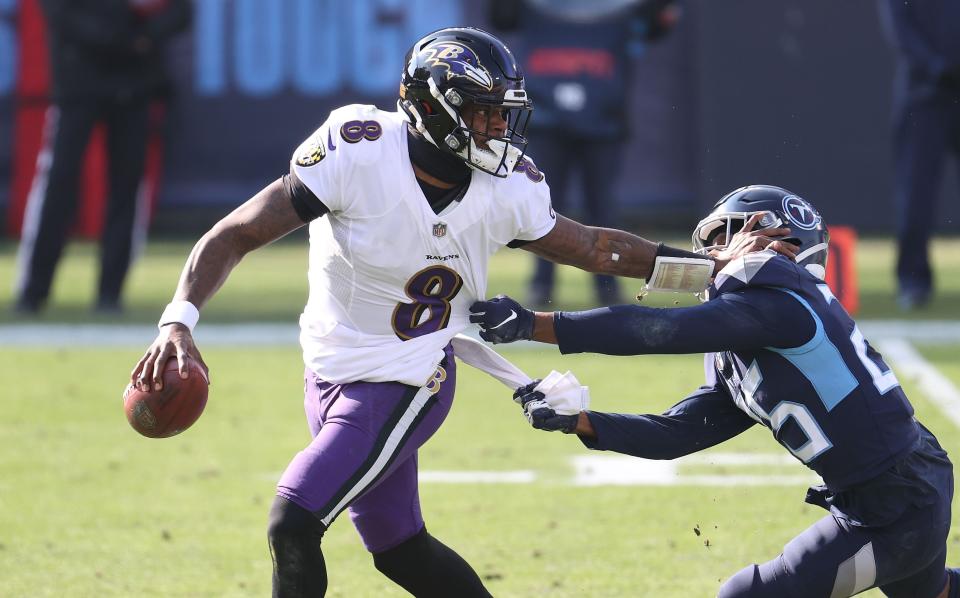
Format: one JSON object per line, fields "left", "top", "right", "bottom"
{"left": 515, "top": 382, "right": 756, "bottom": 459}
{"left": 522, "top": 214, "right": 659, "bottom": 279}
{"left": 472, "top": 286, "right": 813, "bottom": 355}
{"left": 131, "top": 178, "right": 308, "bottom": 392}
{"left": 523, "top": 213, "right": 797, "bottom": 287}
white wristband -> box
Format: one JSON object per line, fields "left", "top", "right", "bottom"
{"left": 158, "top": 300, "right": 200, "bottom": 332}
{"left": 645, "top": 256, "right": 716, "bottom": 293}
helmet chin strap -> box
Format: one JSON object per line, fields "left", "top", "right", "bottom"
{"left": 399, "top": 86, "right": 458, "bottom": 155}
{"left": 795, "top": 242, "right": 828, "bottom": 264}
{"left": 398, "top": 98, "right": 437, "bottom": 147}
{"left": 796, "top": 242, "right": 829, "bottom": 280}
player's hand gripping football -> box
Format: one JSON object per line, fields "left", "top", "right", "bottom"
{"left": 469, "top": 295, "right": 535, "bottom": 344}
{"left": 711, "top": 213, "right": 798, "bottom": 269}
{"left": 513, "top": 380, "right": 579, "bottom": 433}
{"left": 131, "top": 323, "right": 208, "bottom": 392}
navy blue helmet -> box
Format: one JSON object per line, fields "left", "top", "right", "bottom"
{"left": 399, "top": 27, "right": 532, "bottom": 177}
{"left": 693, "top": 185, "right": 830, "bottom": 278}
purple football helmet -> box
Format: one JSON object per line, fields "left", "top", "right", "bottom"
{"left": 399, "top": 27, "right": 533, "bottom": 177}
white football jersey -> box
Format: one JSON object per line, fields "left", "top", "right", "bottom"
{"left": 291, "top": 104, "right": 556, "bottom": 387}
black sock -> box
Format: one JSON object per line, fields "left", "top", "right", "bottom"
{"left": 268, "top": 496, "right": 328, "bottom": 598}
{"left": 948, "top": 568, "right": 960, "bottom": 598}
{"left": 373, "top": 527, "right": 491, "bottom": 598}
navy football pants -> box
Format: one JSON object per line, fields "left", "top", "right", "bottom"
{"left": 719, "top": 479, "right": 952, "bottom": 597}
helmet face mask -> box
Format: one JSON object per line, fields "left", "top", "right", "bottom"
{"left": 692, "top": 185, "right": 830, "bottom": 279}
{"left": 694, "top": 210, "right": 785, "bottom": 253}
{"left": 399, "top": 28, "right": 533, "bottom": 177}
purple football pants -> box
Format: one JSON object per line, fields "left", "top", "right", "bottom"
{"left": 276, "top": 348, "right": 455, "bottom": 553}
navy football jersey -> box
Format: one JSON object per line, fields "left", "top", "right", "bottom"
{"left": 555, "top": 250, "right": 919, "bottom": 490}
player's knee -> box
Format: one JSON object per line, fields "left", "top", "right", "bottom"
{"left": 718, "top": 564, "right": 764, "bottom": 598}
{"left": 718, "top": 561, "right": 791, "bottom": 598}
{"left": 267, "top": 495, "right": 325, "bottom": 550}
{"left": 268, "top": 496, "right": 328, "bottom": 597}
{"left": 372, "top": 527, "right": 430, "bottom": 577}
{"left": 372, "top": 528, "right": 490, "bottom": 597}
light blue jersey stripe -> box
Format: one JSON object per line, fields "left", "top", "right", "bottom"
{"left": 767, "top": 290, "right": 858, "bottom": 412}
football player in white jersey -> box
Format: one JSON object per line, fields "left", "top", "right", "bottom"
{"left": 130, "top": 27, "right": 795, "bottom": 597}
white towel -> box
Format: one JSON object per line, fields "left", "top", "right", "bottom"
{"left": 533, "top": 370, "right": 590, "bottom": 415}
{"left": 450, "top": 334, "right": 533, "bottom": 389}
{"left": 451, "top": 335, "right": 590, "bottom": 414}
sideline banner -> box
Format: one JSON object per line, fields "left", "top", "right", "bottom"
{"left": 1, "top": 0, "right": 696, "bottom": 236}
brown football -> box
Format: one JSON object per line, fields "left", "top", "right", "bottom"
{"left": 123, "top": 358, "right": 209, "bottom": 438}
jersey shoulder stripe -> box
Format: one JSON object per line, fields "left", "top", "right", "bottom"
{"left": 714, "top": 251, "right": 806, "bottom": 295}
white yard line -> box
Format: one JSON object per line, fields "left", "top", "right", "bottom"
{"left": 876, "top": 338, "right": 960, "bottom": 430}
{"left": 418, "top": 470, "right": 537, "bottom": 484}
{"left": 415, "top": 454, "right": 817, "bottom": 487}
{"left": 570, "top": 453, "right": 819, "bottom": 487}
{"left": 682, "top": 453, "right": 796, "bottom": 466}
{"left": 861, "top": 321, "right": 960, "bottom": 345}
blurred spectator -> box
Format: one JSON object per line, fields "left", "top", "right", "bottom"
{"left": 879, "top": 0, "right": 960, "bottom": 311}
{"left": 14, "top": 0, "right": 191, "bottom": 315}
{"left": 491, "top": 0, "right": 680, "bottom": 307}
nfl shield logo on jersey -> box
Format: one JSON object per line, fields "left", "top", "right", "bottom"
{"left": 432, "top": 222, "right": 447, "bottom": 238}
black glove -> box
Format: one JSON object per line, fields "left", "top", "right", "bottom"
{"left": 469, "top": 295, "right": 535, "bottom": 344}
{"left": 513, "top": 380, "right": 579, "bottom": 433}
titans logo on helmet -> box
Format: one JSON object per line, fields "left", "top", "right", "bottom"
{"left": 420, "top": 41, "right": 494, "bottom": 91}
{"left": 782, "top": 195, "right": 821, "bottom": 230}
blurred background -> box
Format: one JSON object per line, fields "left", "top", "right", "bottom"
{"left": 3, "top": 0, "right": 957, "bottom": 234}
{"left": 0, "top": 0, "right": 957, "bottom": 318}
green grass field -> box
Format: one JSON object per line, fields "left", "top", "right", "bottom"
{"left": 1, "top": 235, "right": 959, "bottom": 321}
{"left": 1, "top": 237, "right": 959, "bottom": 597}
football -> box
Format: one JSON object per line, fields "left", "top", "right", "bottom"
{"left": 123, "top": 358, "right": 209, "bottom": 438}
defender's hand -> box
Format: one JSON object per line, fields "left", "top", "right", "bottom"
{"left": 712, "top": 213, "right": 798, "bottom": 270}
{"left": 131, "top": 324, "right": 208, "bottom": 392}
{"left": 469, "top": 295, "right": 535, "bottom": 344}
{"left": 513, "top": 381, "right": 578, "bottom": 433}
{"left": 512, "top": 379, "right": 542, "bottom": 404}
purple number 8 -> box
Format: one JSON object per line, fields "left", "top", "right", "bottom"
{"left": 340, "top": 120, "right": 383, "bottom": 144}
{"left": 514, "top": 157, "right": 544, "bottom": 183}
{"left": 392, "top": 266, "right": 464, "bottom": 341}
